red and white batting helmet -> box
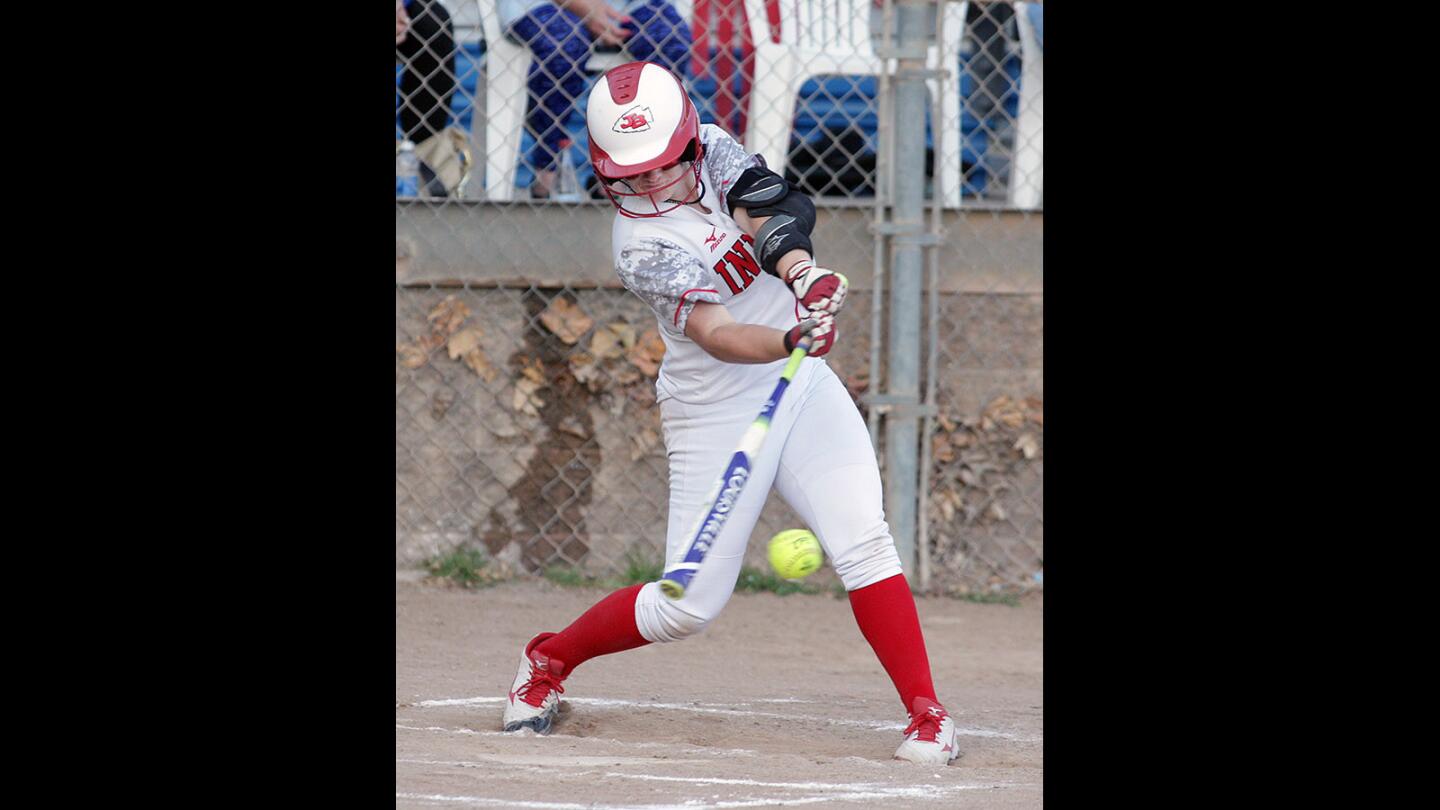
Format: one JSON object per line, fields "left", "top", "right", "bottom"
{"left": 587, "top": 61, "right": 704, "bottom": 218}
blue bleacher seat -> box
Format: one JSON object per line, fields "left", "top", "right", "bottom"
{"left": 958, "top": 48, "right": 1021, "bottom": 198}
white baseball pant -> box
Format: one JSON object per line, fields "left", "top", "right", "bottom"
{"left": 634, "top": 359, "right": 904, "bottom": 643}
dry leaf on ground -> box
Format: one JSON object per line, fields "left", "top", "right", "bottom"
{"left": 569, "top": 352, "right": 607, "bottom": 391}
{"left": 983, "top": 395, "right": 1027, "bottom": 428}
{"left": 463, "top": 349, "right": 498, "bottom": 382}
{"left": 519, "top": 357, "right": 546, "bottom": 384}
{"left": 939, "top": 491, "right": 956, "bottom": 522}
{"left": 1013, "top": 433, "right": 1039, "bottom": 459}
{"left": 627, "top": 383, "right": 657, "bottom": 408}
{"left": 427, "top": 296, "right": 471, "bottom": 335}
{"left": 512, "top": 378, "right": 544, "bottom": 417}
{"left": 932, "top": 434, "right": 955, "bottom": 463}
{"left": 608, "top": 322, "right": 638, "bottom": 350}
{"left": 447, "top": 326, "right": 484, "bottom": 359}
{"left": 538, "top": 297, "right": 595, "bottom": 345}
{"left": 558, "top": 414, "right": 590, "bottom": 440}
{"left": 397, "top": 342, "right": 427, "bottom": 369}
{"left": 630, "top": 427, "right": 660, "bottom": 460}
{"left": 628, "top": 328, "right": 666, "bottom": 376}
{"left": 589, "top": 327, "right": 628, "bottom": 361}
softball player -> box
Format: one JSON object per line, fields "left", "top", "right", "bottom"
{"left": 503, "top": 61, "right": 959, "bottom": 765}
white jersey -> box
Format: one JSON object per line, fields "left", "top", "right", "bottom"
{"left": 612, "top": 124, "right": 809, "bottom": 405}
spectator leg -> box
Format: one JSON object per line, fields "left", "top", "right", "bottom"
{"left": 624, "top": 0, "right": 695, "bottom": 80}
{"left": 512, "top": 6, "right": 593, "bottom": 181}
{"left": 397, "top": 0, "right": 457, "bottom": 144}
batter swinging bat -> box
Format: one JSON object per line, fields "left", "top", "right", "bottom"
{"left": 658, "top": 336, "right": 813, "bottom": 600}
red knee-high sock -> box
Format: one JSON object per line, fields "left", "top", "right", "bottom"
{"left": 532, "top": 584, "right": 650, "bottom": 673}
{"left": 848, "top": 573, "right": 939, "bottom": 713}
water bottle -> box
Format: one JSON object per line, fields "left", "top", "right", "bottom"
{"left": 396, "top": 139, "right": 420, "bottom": 198}
{"left": 553, "top": 139, "right": 583, "bottom": 202}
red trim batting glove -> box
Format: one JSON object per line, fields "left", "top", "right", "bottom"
{"left": 783, "top": 259, "right": 848, "bottom": 317}
{"left": 783, "top": 313, "right": 837, "bottom": 358}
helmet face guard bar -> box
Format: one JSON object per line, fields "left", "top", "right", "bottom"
{"left": 597, "top": 143, "right": 705, "bottom": 218}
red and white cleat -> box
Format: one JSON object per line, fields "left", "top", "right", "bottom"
{"left": 894, "top": 696, "right": 960, "bottom": 765}
{"left": 502, "top": 632, "right": 568, "bottom": 734}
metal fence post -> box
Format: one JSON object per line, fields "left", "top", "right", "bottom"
{"left": 881, "top": 0, "right": 938, "bottom": 578}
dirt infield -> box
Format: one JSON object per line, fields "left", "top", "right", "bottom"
{"left": 396, "top": 577, "right": 1043, "bottom": 808}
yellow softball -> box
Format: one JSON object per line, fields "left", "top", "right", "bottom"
{"left": 767, "top": 529, "right": 824, "bottom": 580}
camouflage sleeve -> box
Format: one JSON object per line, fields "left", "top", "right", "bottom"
{"left": 616, "top": 237, "right": 722, "bottom": 336}
{"left": 701, "top": 124, "right": 763, "bottom": 217}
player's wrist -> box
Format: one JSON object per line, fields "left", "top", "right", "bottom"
{"left": 781, "top": 324, "right": 800, "bottom": 355}
{"left": 776, "top": 251, "right": 814, "bottom": 285}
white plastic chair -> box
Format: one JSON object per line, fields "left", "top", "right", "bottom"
{"left": 1010, "top": 1, "right": 1042, "bottom": 210}
{"left": 478, "top": 3, "right": 532, "bottom": 201}
{"left": 741, "top": 0, "right": 967, "bottom": 207}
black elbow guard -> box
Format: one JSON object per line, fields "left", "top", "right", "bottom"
{"left": 726, "top": 167, "right": 815, "bottom": 277}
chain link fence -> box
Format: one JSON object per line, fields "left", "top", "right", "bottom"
{"left": 396, "top": 0, "right": 1042, "bottom": 594}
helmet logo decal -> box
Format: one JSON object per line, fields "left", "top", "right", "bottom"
{"left": 613, "top": 105, "right": 653, "bottom": 133}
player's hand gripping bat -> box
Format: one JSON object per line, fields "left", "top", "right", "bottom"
{"left": 657, "top": 336, "right": 814, "bottom": 599}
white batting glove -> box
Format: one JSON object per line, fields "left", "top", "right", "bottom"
{"left": 782, "top": 259, "right": 848, "bottom": 317}
{"left": 783, "top": 313, "right": 837, "bottom": 358}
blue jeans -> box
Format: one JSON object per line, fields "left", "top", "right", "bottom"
{"left": 510, "top": 1, "right": 692, "bottom": 174}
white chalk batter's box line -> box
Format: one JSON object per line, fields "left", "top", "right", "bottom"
{"left": 397, "top": 769, "right": 1031, "bottom": 809}
{"left": 395, "top": 725, "right": 761, "bottom": 758}
{"left": 395, "top": 793, "right": 991, "bottom": 810}
{"left": 399, "top": 761, "right": 1027, "bottom": 794}
{"left": 407, "top": 696, "right": 1037, "bottom": 741}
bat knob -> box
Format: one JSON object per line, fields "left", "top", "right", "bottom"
{"left": 658, "top": 569, "right": 692, "bottom": 600}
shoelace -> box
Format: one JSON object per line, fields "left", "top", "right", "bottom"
{"left": 903, "top": 709, "right": 945, "bottom": 743}
{"left": 517, "top": 667, "right": 565, "bottom": 708}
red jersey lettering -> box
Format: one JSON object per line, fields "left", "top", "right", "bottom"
{"left": 724, "top": 238, "right": 762, "bottom": 285}
{"left": 714, "top": 260, "right": 742, "bottom": 294}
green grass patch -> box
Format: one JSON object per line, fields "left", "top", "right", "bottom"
{"left": 734, "top": 565, "right": 827, "bottom": 596}
{"left": 425, "top": 546, "right": 502, "bottom": 589}
{"left": 618, "top": 552, "right": 665, "bottom": 585}
{"left": 541, "top": 565, "right": 607, "bottom": 588}
{"left": 542, "top": 549, "right": 665, "bottom": 590}
{"left": 955, "top": 590, "right": 1022, "bottom": 607}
